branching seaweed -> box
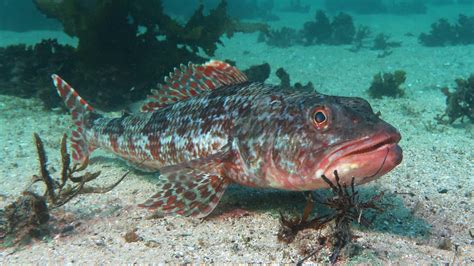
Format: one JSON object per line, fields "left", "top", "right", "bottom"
{"left": 372, "top": 33, "right": 402, "bottom": 51}
{"left": 419, "top": 14, "right": 474, "bottom": 46}
{"left": 367, "top": 70, "right": 406, "bottom": 98}
{"left": 0, "top": 0, "right": 266, "bottom": 110}
{"left": 278, "top": 170, "right": 385, "bottom": 264}
{"left": 32, "top": 133, "right": 129, "bottom": 208}
{"left": 0, "top": 133, "right": 130, "bottom": 248}
{"left": 436, "top": 74, "right": 474, "bottom": 124}
{"left": 276, "top": 67, "right": 315, "bottom": 91}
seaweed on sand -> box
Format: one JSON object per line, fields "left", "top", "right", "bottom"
{"left": 419, "top": 14, "right": 474, "bottom": 46}
{"left": 301, "top": 10, "right": 356, "bottom": 46}
{"left": 0, "top": 0, "right": 265, "bottom": 110}
{"left": 278, "top": 171, "right": 385, "bottom": 264}
{"left": 276, "top": 68, "right": 314, "bottom": 91}
{"left": 262, "top": 10, "right": 358, "bottom": 47}
{"left": 242, "top": 63, "right": 271, "bottom": 83}
{"left": 436, "top": 74, "right": 474, "bottom": 124}
{"left": 349, "top": 26, "right": 372, "bottom": 52}
{"left": 367, "top": 70, "right": 406, "bottom": 98}
{"left": 300, "top": 10, "right": 332, "bottom": 45}
{"left": 0, "top": 39, "right": 76, "bottom": 109}
{"left": 371, "top": 33, "right": 402, "bottom": 51}
{"left": 264, "top": 27, "right": 302, "bottom": 48}
{"left": 330, "top": 13, "right": 356, "bottom": 45}
{"left": 0, "top": 133, "right": 129, "bottom": 248}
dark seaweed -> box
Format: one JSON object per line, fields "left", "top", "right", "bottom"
{"left": 303, "top": 10, "right": 356, "bottom": 45}
{"left": 350, "top": 26, "right": 372, "bottom": 52}
{"left": 278, "top": 171, "right": 385, "bottom": 264}
{"left": 0, "top": 0, "right": 264, "bottom": 110}
{"left": 371, "top": 33, "right": 402, "bottom": 51}
{"left": 301, "top": 10, "right": 332, "bottom": 45}
{"left": 0, "top": 133, "right": 129, "bottom": 248}
{"left": 265, "top": 27, "right": 302, "bottom": 48}
{"left": 367, "top": 70, "right": 406, "bottom": 98}
{"left": 263, "top": 10, "right": 358, "bottom": 47}
{"left": 436, "top": 74, "right": 474, "bottom": 124}
{"left": 0, "top": 39, "right": 76, "bottom": 109}
{"left": 330, "top": 13, "right": 356, "bottom": 45}
{"left": 276, "top": 68, "right": 315, "bottom": 91}
{"left": 419, "top": 14, "right": 474, "bottom": 46}
{"left": 243, "top": 63, "right": 271, "bottom": 83}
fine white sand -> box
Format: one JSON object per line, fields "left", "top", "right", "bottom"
{"left": 0, "top": 4, "right": 473, "bottom": 264}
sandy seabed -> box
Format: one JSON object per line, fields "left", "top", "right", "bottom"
{"left": 0, "top": 5, "right": 473, "bottom": 264}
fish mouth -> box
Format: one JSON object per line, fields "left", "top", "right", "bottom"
{"left": 321, "top": 130, "right": 402, "bottom": 185}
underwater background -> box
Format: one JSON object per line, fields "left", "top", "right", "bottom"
{"left": 0, "top": 0, "right": 473, "bottom": 263}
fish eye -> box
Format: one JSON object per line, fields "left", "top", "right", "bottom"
{"left": 312, "top": 107, "right": 329, "bottom": 129}
{"left": 314, "top": 111, "right": 326, "bottom": 123}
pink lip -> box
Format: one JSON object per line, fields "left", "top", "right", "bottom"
{"left": 321, "top": 130, "right": 402, "bottom": 184}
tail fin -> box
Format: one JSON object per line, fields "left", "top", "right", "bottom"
{"left": 51, "top": 74, "right": 95, "bottom": 163}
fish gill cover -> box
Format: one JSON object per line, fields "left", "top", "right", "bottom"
{"left": 0, "top": 0, "right": 266, "bottom": 110}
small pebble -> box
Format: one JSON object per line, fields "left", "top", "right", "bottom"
{"left": 438, "top": 188, "right": 448, "bottom": 194}
{"left": 438, "top": 238, "right": 452, "bottom": 250}
{"left": 124, "top": 228, "right": 142, "bottom": 243}
{"left": 60, "top": 225, "right": 75, "bottom": 234}
{"left": 145, "top": 240, "right": 160, "bottom": 248}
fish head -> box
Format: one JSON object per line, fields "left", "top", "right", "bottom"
{"left": 260, "top": 93, "right": 402, "bottom": 190}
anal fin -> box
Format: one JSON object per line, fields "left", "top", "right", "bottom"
{"left": 139, "top": 166, "right": 230, "bottom": 218}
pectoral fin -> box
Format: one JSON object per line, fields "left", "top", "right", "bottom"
{"left": 139, "top": 164, "right": 230, "bottom": 218}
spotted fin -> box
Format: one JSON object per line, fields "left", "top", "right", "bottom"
{"left": 139, "top": 166, "right": 230, "bottom": 218}
{"left": 141, "top": 60, "right": 248, "bottom": 111}
{"left": 51, "top": 74, "right": 97, "bottom": 163}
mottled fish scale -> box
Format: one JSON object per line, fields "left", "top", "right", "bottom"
{"left": 52, "top": 60, "right": 402, "bottom": 218}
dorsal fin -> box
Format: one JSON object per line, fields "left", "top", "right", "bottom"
{"left": 141, "top": 60, "right": 248, "bottom": 112}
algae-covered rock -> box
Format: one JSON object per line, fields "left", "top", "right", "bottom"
{"left": 0, "top": 192, "right": 50, "bottom": 248}
{"left": 367, "top": 70, "right": 406, "bottom": 98}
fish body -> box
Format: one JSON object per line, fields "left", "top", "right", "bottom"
{"left": 52, "top": 61, "right": 402, "bottom": 217}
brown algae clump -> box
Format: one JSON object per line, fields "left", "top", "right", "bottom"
{"left": 0, "top": 133, "right": 129, "bottom": 248}
{"left": 367, "top": 70, "right": 406, "bottom": 98}
{"left": 436, "top": 74, "right": 474, "bottom": 124}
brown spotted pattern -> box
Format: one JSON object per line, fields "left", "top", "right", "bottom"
{"left": 54, "top": 60, "right": 401, "bottom": 217}
{"left": 138, "top": 166, "right": 229, "bottom": 217}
